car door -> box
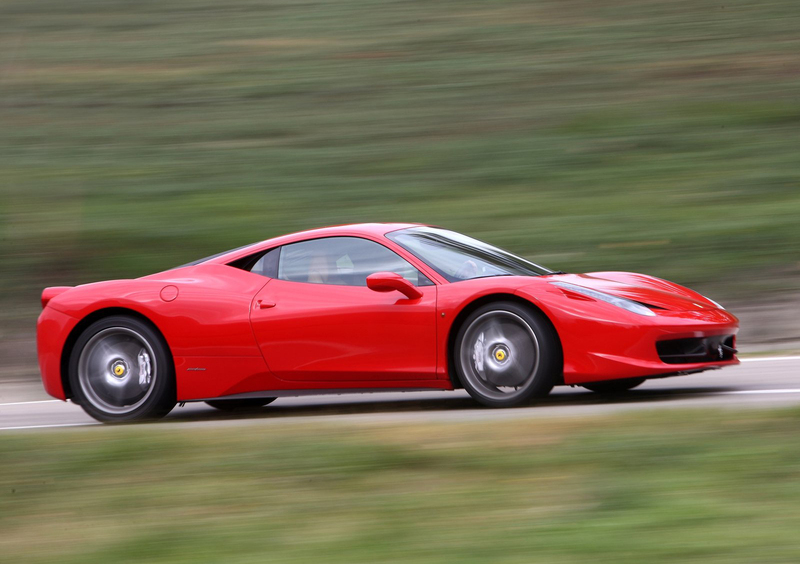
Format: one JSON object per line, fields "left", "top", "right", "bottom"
{"left": 249, "top": 236, "right": 438, "bottom": 383}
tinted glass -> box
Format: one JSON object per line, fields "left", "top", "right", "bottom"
{"left": 277, "top": 237, "right": 431, "bottom": 286}
{"left": 388, "top": 227, "right": 553, "bottom": 282}
{"left": 249, "top": 247, "right": 280, "bottom": 278}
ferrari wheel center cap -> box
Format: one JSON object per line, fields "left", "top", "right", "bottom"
{"left": 493, "top": 346, "right": 509, "bottom": 363}
{"left": 111, "top": 360, "right": 127, "bottom": 378}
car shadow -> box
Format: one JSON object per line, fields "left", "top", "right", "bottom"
{"left": 162, "top": 385, "right": 737, "bottom": 424}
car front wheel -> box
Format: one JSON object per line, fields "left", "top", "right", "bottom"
{"left": 454, "top": 302, "right": 561, "bottom": 408}
{"left": 68, "top": 316, "right": 175, "bottom": 422}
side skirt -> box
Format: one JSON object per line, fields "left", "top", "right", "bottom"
{"left": 193, "top": 386, "right": 456, "bottom": 403}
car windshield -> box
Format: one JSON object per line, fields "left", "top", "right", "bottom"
{"left": 387, "top": 227, "right": 555, "bottom": 282}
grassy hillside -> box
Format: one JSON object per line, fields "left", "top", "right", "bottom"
{"left": 3, "top": 410, "right": 800, "bottom": 562}
{"left": 2, "top": 0, "right": 799, "bottom": 315}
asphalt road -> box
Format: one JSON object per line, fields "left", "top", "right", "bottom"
{"left": 1, "top": 356, "right": 799, "bottom": 431}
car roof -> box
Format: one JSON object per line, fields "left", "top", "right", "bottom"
{"left": 199, "top": 223, "right": 426, "bottom": 266}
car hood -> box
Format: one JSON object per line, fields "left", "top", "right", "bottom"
{"left": 551, "top": 271, "right": 720, "bottom": 312}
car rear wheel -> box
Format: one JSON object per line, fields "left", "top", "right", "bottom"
{"left": 68, "top": 316, "right": 175, "bottom": 422}
{"left": 454, "top": 302, "right": 561, "bottom": 408}
{"left": 205, "top": 398, "right": 276, "bottom": 411}
{"left": 582, "top": 378, "right": 645, "bottom": 393}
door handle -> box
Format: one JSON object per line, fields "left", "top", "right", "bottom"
{"left": 256, "top": 300, "right": 276, "bottom": 309}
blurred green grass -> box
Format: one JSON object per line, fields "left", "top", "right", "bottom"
{"left": 2, "top": 0, "right": 800, "bottom": 314}
{"left": 3, "top": 410, "right": 800, "bottom": 563}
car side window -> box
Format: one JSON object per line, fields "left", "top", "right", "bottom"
{"left": 277, "top": 237, "right": 432, "bottom": 287}
{"left": 249, "top": 247, "right": 280, "bottom": 278}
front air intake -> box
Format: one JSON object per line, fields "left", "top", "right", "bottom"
{"left": 656, "top": 335, "right": 736, "bottom": 364}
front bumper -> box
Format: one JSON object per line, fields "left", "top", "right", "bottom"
{"left": 518, "top": 284, "right": 741, "bottom": 385}
{"left": 562, "top": 307, "right": 740, "bottom": 384}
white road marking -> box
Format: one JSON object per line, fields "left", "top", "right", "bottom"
{"left": 721, "top": 389, "right": 800, "bottom": 395}
{"left": 740, "top": 356, "right": 800, "bottom": 363}
{"left": 0, "top": 400, "right": 62, "bottom": 407}
{"left": 0, "top": 422, "right": 99, "bottom": 431}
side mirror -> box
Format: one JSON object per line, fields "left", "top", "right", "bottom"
{"left": 366, "top": 272, "right": 423, "bottom": 300}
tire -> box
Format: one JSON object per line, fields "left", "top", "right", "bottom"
{"left": 68, "top": 315, "right": 176, "bottom": 422}
{"left": 582, "top": 378, "right": 645, "bottom": 394}
{"left": 454, "top": 301, "right": 561, "bottom": 408}
{"left": 205, "top": 398, "right": 276, "bottom": 411}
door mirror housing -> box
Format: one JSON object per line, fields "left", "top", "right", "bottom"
{"left": 366, "top": 272, "right": 423, "bottom": 300}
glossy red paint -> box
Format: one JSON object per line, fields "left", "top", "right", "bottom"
{"left": 250, "top": 279, "right": 437, "bottom": 383}
{"left": 37, "top": 223, "right": 739, "bottom": 405}
{"left": 366, "top": 271, "right": 424, "bottom": 300}
{"left": 514, "top": 276, "right": 738, "bottom": 384}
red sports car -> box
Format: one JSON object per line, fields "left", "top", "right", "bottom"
{"left": 37, "top": 223, "right": 739, "bottom": 422}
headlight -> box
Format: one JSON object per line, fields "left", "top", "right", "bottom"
{"left": 551, "top": 281, "right": 656, "bottom": 316}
